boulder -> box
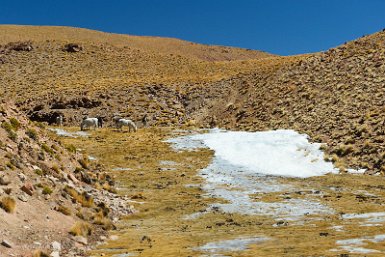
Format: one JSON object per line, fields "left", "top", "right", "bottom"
{"left": 1, "top": 239, "right": 13, "bottom": 248}
{"left": 51, "top": 241, "right": 61, "bottom": 251}
{"left": 63, "top": 43, "right": 83, "bottom": 53}
{"left": 0, "top": 175, "right": 10, "bottom": 185}
{"left": 20, "top": 182, "right": 35, "bottom": 196}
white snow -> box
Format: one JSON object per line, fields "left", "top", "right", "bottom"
{"left": 194, "top": 237, "right": 269, "bottom": 254}
{"left": 49, "top": 128, "right": 89, "bottom": 138}
{"left": 168, "top": 129, "right": 336, "bottom": 219}
{"left": 169, "top": 129, "right": 338, "bottom": 178}
{"left": 333, "top": 234, "right": 385, "bottom": 254}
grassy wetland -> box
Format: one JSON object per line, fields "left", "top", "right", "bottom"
{"left": 57, "top": 127, "right": 385, "bottom": 257}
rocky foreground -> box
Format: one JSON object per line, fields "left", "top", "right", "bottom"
{"left": 0, "top": 101, "right": 134, "bottom": 256}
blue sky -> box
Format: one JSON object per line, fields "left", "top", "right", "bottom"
{"left": 1, "top": 0, "right": 384, "bottom": 55}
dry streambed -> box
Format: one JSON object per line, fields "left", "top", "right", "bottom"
{"left": 58, "top": 127, "right": 385, "bottom": 257}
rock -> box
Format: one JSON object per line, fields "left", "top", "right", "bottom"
{"left": 51, "top": 241, "right": 61, "bottom": 251}
{"left": 18, "top": 194, "right": 28, "bottom": 202}
{"left": 20, "top": 182, "right": 35, "bottom": 196}
{"left": 63, "top": 43, "right": 83, "bottom": 53}
{"left": 1, "top": 239, "right": 13, "bottom": 248}
{"left": 50, "top": 251, "right": 60, "bottom": 257}
{"left": 33, "top": 241, "right": 41, "bottom": 246}
{"left": 109, "top": 235, "right": 119, "bottom": 241}
{"left": 67, "top": 173, "right": 79, "bottom": 184}
{"left": 18, "top": 173, "right": 26, "bottom": 182}
{"left": 73, "top": 236, "right": 87, "bottom": 245}
{"left": 0, "top": 175, "right": 11, "bottom": 185}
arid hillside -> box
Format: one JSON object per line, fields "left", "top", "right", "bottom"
{"left": 0, "top": 101, "right": 131, "bottom": 256}
{"left": 0, "top": 25, "right": 273, "bottom": 62}
{"left": 0, "top": 25, "right": 300, "bottom": 126}
{"left": 1, "top": 25, "right": 385, "bottom": 175}
{"left": 201, "top": 30, "right": 385, "bottom": 174}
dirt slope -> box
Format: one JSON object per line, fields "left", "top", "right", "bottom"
{"left": 0, "top": 101, "right": 131, "bottom": 256}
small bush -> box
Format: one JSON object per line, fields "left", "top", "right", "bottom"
{"left": 56, "top": 205, "right": 72, "bottom": 216}
{"left": 26, "top": 128, "right": 38, "bottom": 141}
{"left": 9, "top": 117, "right": 21, "bottom": 130}
{"left": 2, "top": 122, "right": 17, "bottom": 141}
{"left": 42, "top": 186, "right": 53, "bottom": 195}
{"left": 69, "top": 221, "right": 92, "bottom": 236}
{"left": 51, "top": 165, "right": 60, "bottom": 173}
{"left": 66, "top": 144, "right": 77, "bottom": 153}
{"left": 32, "top": 250, "right": 49, "bottom": 257}
{"left": 41, "top": 144, "right": 54, "bottom": 155}
{"left": 64, "top": 186, "right": 94, "bottom": 207}
{"left": 0, "top": 197, "right": 16, "bottom": 213}
{"left": 78, "top": 158, "right": 89, "bottom": 169}
{"left": 35, "top": 169, "right": 43, "bottom": 176}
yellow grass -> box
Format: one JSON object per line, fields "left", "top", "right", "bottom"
{"left": 57, "top": 127, "right": 385, "bottom": 257}
{"left": 0, "top": 197, "right": 16, "bottom": 213}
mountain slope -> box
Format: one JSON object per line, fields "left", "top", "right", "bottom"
{"left": 201, "top": 30, "right": 385, "bottom": 174}
{"left": 0, "top": 25, "right": 273, "bottom": 61}
{"left": 2, "top": 25, "right": 385, "bottom": 175}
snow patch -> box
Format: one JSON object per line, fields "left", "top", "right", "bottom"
{"left": 168, "top": 129, "right": 336, "bottom": 219}
{"left": 168, "top": 129, "right": 338, "bottom": 178}
{"left": 194, "top": 237, "right": 269, "bottom": 254}
{"left": 333, "top": 234, "right": 385, "bottom": 254}
{"left": 49, "top": 128, "right": 89, "bottom": 138}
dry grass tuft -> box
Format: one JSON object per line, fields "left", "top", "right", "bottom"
{"left": 0, "top": 196, "right": 16, "bottom": 213}
{"left": 55, "top": 205, "right": 72, "bottom": 216}
{"left": 69, "top": 221, "right": 92, "bottom": 236}
{"left": 64, "top": 186, "right": 94, "bottom": 207}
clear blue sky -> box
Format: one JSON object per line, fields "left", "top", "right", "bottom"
{"left": 1, "top": 0, "right": 384, "bottom": 55}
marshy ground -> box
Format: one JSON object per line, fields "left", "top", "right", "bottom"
{"left": 58, "top": 127, "right": 385, "bottom": 257}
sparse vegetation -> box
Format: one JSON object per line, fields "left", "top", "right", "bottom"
{"left": 32, "top": 250, "right": 49, "bottom": 257}
{"left": 56, "top": 205, "right": 72, "bottom": 216}
{"left": 69, "top": 221, "right": 92, "bottom": 237}
{"left": 0, "top": 196, "right": 16, "bottom": 213}
{"left": 41, "top": 143, "right": 54, "bottom": 155}
{"left": 66, "top": 144, "right": 77, "bottom": 153}
{"left": 2, "top": 122, "right": 17, "bottom": 141}
{"left": 42, "top": 186, "right": 53, "bottom": 195}
{"left": 26, "top": 128, "right": 38, "bottom": 140}
{"left": 9, "top": 117, "right": 21, "bottom": 130}
{"left": 64, "top": 186, "right": 94, "bottom": 207}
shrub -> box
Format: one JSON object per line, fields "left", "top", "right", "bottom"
{"left": 0, "top": 197, "right": 16, "bottom": 213}
{"left": 26, "top": 128, "right": 38, "bottom": 141}
{"left": 42, "top": 186, "right": 53, "bottom": 195}
{"left": 35, "top": 169, "right": 43, "bottom": 176}
{"left": 2, "top": 122, "right": 17, "bottom": 141}
{"left": 78, "top": 158, "right": 89, "bottom": 169}
{"left": 69, "top": 221, "right": 92, "bottom": 236}
{"left": 9, "top": 117, "right": 21, "bottom": 130}
{"left": 32, "top": 250, "right": 49, "bottom": 257}
{"left": 64, "top": 186, "right": 94, "bottom": 207}
{"left": 66, "top": 144, "right": 77, "bottom": 153}
{"left": 51, "top": 165, "right": 60, "bottom": 173}
{"left": 41, "top": 144, "right": 54, "bottom": 155}
{"left": 56, "top": 205, "right": 72, "bottom": 216}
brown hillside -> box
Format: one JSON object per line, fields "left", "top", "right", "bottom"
{"left": 2, "top": 25, "right": 385, "bottom": 176}
{"left": 0, "top": 102, "right": 131, "bottom": 256}
{"left": 200, "top": 30, "right": 385, "bottom": 174}
{"left": 0, "top": 25, "right": 273, "bottom": 61}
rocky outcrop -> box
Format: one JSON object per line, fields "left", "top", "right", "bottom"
{"left": 63, "top": 43, "right": 83, "bottom": 53}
